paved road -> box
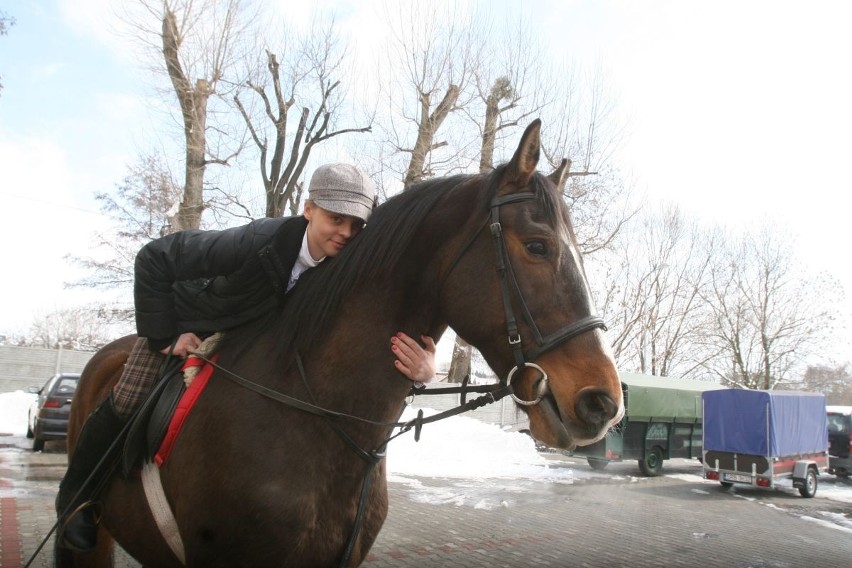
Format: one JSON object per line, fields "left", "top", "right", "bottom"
{"left": 2, "top": 434, "right": 851, "bottom": 567}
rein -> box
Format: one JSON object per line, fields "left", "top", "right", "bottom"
{"left": 194, "top": 353, "right": 512, "bottom": 441}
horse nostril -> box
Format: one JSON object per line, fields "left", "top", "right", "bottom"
{"left": 575, "top": 388, "right": 619, "bottom": 428}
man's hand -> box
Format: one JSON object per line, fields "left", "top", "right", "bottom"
{"left": 160, "top": 332, "right": 202, "bottom": 357}
{"left": 391, "top": 332, "right": 436, "bottom": 383}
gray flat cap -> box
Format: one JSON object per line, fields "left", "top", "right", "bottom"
{"left": 308, "top": 163, "right": 376, "bottom": 223}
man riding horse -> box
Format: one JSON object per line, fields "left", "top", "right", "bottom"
{"left": 56, "top": 164, "right": 438, "bottom": 552}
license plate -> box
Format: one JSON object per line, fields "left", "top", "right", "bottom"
{"left": 723, "top": 473, "right": 752, "bottom": 483}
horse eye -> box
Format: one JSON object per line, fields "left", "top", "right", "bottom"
{"left": 525, "top": 241, "right": 548, "bottom": 257}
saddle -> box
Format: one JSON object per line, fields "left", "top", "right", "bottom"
{"left": 122, "top": 334, "right": 222, "bottom": 476}
{"left": 122, "top": 362, "right": 185, "bottom": 476}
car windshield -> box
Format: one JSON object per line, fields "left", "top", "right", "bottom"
{"left": 54, "top": 378, "right": 78, "bottom": 396}
{"left": 827, "top": 413, "right": 852, "bottom": 434}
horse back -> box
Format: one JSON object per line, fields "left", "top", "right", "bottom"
{"left": 67, "top": 334, "right": 138, "bottom": 455}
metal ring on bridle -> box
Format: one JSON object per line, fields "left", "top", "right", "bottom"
{"left": 507, "top": 363, "right": 548, "bottom": 406}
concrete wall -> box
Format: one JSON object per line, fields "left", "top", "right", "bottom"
{"left": 0, "top": 346, "right": 529, "bottom": 432}
{"left": 0, "top": 346, "right": 94, "bottom": 393}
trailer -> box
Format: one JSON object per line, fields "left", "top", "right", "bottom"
{"left": 702, "top": 389, "right": 828, "bottom": 498}
{"left": 570, "top": 373, "right": 725, "bottom": 476}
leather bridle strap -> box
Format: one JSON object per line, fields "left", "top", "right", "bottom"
{"left": 489, "top": 194, "right": 530, "bottom": 373}
{"left": 487, "top": 193, "right": 608, "bottom": 366}
{"left": 525, "top": 315, "right": 607, "bottom": 361}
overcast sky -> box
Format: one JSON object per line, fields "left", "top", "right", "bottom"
{"left": 1, "top": 1, "right": 850, "bottom": 361}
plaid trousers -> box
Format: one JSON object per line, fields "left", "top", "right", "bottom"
{"left": 111, "top": 337, "right": 166, "bottom": 420}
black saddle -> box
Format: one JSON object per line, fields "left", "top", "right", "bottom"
{"left": 122, "top": 359, "right": 187, "bottom": 477}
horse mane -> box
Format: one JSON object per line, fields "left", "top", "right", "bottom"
{"left": 222, "top": 164, "right": 564, "bottom": 370}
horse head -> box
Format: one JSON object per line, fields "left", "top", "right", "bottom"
{"left": 437, "top": 119, "right": 623, "bottom": 450}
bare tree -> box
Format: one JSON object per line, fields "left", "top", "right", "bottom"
{"left": 541, "top": 63, "right": 637, "bottom": 255}
{"left": 66, "top": 154, "right": 180, "bottom": 321}
{"left": 377, "top": 0, "right": 478, "bottom": 186}
{"left": 123, "top": 0, "right": 256, "bottom": 230}
{"left": 234, "top": 18, "right": 371, "bottom": 218}
{"left": 701, "top": 225, "right": 839, "bottom": 389}
{"left": 786, "top": 365, "right": 852, "bottom": 405}
{"left": 467, "top": 16, "right": 553, "bottom": 174}
{"left": 25, "top": 307, "right": 114, "bottom": 351}
{"left": 598, "top": 206, "right": 715, "bottom": 377}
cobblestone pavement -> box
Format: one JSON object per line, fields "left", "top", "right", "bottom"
{"left": 3, "top": 434, "right": 851, "bottom": 567}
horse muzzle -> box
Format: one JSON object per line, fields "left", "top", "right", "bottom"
{"left": 521, "top": 373, "right": 623, "bottom": 451}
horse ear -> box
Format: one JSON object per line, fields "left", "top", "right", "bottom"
{"left": 502, "top": 119, "right": 542, "bottom": 193}
{"left": 548, "top": 159, "right": 571, "bottom": 192}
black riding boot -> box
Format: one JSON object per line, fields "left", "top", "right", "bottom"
{"left": 55, "top": 395, "right": 126, "bottom": 552}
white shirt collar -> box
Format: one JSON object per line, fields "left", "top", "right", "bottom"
{"left": 299, "top": 230, "right": 324, "bottom": 267}
{"left": 287, "top": 231, "right": 325, "bottom": 292}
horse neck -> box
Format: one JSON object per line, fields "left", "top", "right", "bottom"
{"left": 292, "top": 181, "right": 485, "bottom": 436}
{"left": 299, "top": 272, "right": 444, "bottom": 436}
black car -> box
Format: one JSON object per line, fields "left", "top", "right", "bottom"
{"left": 826, "top": 406, "right": 852, "bottom": 478}
{"left": 27, "top": 372, "right": 80, "bottom": 451}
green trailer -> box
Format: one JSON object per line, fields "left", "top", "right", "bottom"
{"left": 569, "top": 372, "right": 725, "bottom": 476}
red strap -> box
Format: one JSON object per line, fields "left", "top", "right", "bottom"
{"left": 154, "top": 353, "right": 219, "bottom": 467}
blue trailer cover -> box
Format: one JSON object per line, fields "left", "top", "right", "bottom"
{"left": 702, "top": 390, "right": 828, "bottom": 457}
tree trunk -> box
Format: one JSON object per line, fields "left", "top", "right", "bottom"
{"left": 447, "top": 336, "right": 472, "bottom": 383}
{"left": 403, "top": 85, "right": 459, "bottom": 186}
{"left": 162, "top": 8, "right": 208, "bottom": 231}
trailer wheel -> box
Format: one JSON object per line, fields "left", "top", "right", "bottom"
{"left": 720, "top": 481, "right": 733, "bottom": 488}
{"left": 587, "top": 458, "right": 609, "bottom": 470}
{"left": 798, "top": 467, "right": 818, "bottom": 498}
{"left": 638, "top": 447, "right": 664, "bottom": 477}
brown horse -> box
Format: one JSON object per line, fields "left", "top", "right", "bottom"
{"left": 62, "top": 120, "right": 623, "bottom": 567}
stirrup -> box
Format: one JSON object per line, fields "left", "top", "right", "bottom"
{"left": 58, "top": 500, "right": 102, "bottom": 552}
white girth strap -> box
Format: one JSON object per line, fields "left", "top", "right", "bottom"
{"left": 141, "top": 460, "right": 186, "bottom": 564}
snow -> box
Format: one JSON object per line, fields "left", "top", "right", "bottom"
{"left": 384, "top": 406, "right": 852, "bottom": 515}
{"left": 387, "top": 407, "right": 559, "bottom": 480}
{"left": 0, "top": 390, "right": 36, "bottom": 436}
{"left": 3, "top": 391, "right": 851, "bottom": 521}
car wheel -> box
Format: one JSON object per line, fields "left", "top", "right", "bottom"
{"left": 638, "top": 447, "right": 664, "bottom": 477}
{"left": 798, "top": 467, "right": 818, "bottom": 498}
{"left": 26, "top": 417, "right": 34, "bottom": 439}
{"left": 33, "top": 437, "right": 45, "bottom": 452}
{"left": 587, "top": 458, "right": 609, "bottom": 470}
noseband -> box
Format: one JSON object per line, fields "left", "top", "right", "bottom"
{"left": 444, "top": 191, "right": 607, "bottom": 405}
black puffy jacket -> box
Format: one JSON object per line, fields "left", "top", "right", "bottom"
{"left": 134, "top": 216, "right": 308, "bottom": 349}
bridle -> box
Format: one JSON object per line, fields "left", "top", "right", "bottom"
{"left": 441, "top": 190, "right": 607, "bottom": 405}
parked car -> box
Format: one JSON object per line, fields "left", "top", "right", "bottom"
{"left": 827, "top": 405, "right": 852, "bottom": 478}
{"left": 27, "top": 372, "right": 79, "bottom": 451}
